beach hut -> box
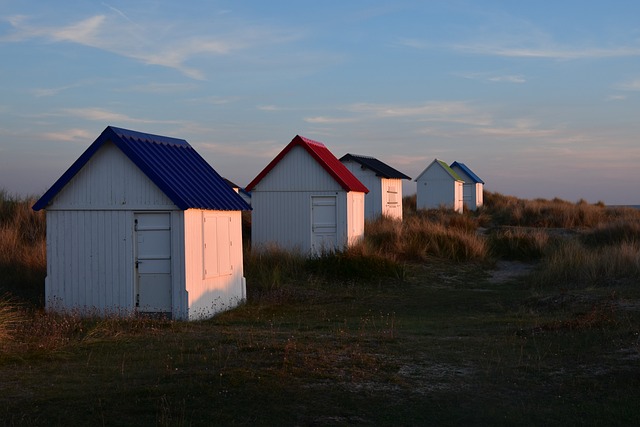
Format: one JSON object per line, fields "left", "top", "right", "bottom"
{"left": 246, "top": 135, "right": 369, "bottom": 254}
{"left": 415, "top": 159, "right": 464, "bottom": 213}
{"left": 339, "top": 154, "right": 411, "bottom": 220}
{"left": 32, "top": 126, "right": 251, "bottom": 320}
{"left": 224, "top": 178, "right": 251, "bottom": 206}
{"left": 450, "top": 161, "right": 485, "bottom": 210}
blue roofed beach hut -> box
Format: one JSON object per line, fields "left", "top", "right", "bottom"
{"left": 450, "top": 161, "right": 485, "bottom": 210}
{"left": 33, "top": 126, "right": 251, "bottom": 320}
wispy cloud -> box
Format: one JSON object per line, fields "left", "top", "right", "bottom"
{"left": 473, "top": 119, "right": 559, "bottom": 138}
{"left": 41, "top": 128, "right": 94, "bottom": 143}
{"left": 456, "top": 72, "right": 526, "bottom": 84}
{"left": 59, "top": 107, "right": 182, "bottom": 125}
{"left": 346, "top": 101, "right": 492, "bottom": 126}
{"left": 487, "top": 75, "right": 526, "bottom": 83}
{"left": 304, "top": 116, "right": 357, "bottom": 124}
{"left": 199, "top": 140, "right": 282, "bottom": 159}
{"left": 393, "top": 16, "right": 640, "bottom": 61}
{"left": 257, "top": 105, "right": 286, "bottom": 112}
{"left": 616, "top": 78, "right": 640, "bottom": 91}
{"left": 454, "top": 43, "right": 640, "bottom": 59}
{"left": 61, "top": 108, "right": 148, "bottom": 123}
{"left": 126, "top": 82, "right": 198, "bottom": 94}
{"left": 30, "top": 79, "right": 99, "bottom": 97}
{"left": 1, "top": 11, "right": 300, "bottom": 80}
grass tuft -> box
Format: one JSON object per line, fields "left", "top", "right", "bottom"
{"left": 0, "top": 190, "right": 46, "bottom": 304}
{"left": 488, "top": 227, "right": 555, "bottom": 261}
{"left": 531, "top": 239, "right": 640, "bottom": 289}
{"left": 0, "top": 295, "right": 25, "bottom": 343}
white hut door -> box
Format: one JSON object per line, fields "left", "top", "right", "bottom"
{"left": 135, "top": 213, "right": 172, "bottom": 314}
{"left": 311, "top": 196, "right": 337, "bottom": 253}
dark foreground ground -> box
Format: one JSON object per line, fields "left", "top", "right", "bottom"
{"left": 1, "top": 261, "right": 639, "bottom": 426}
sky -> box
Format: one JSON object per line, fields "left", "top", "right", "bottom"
{"left": 1, "top": 1, "right": 639, "bottom": 205}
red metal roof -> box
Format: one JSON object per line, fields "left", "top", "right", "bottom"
{"left": 246, "top": 135, "right": 368, "bottom": 193}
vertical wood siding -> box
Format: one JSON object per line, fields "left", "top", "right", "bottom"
{"left": 183, "top": 209, "right": 245, "bottom": 320}
{"left": 416, "top": 164, "right": 463, "bottom": 212}
{"left": 381, "top": 178, "right": 403, "bottom": 219}
{"left": 45, "top": 210, "right": 134, "bottom": 314}
{"left": 255, "top": 145, "right": 342, "bottom": 192}
{"left": 49, "top": 142, "right": 174, "bottom": 210}
{"left": 341, "top": 162, "right": 404, "bottom": 221}
{"left": 252, "top": 191, "right": 315, "bottom": 252}
{"left": 347, "top": 192, "right": 365, "bottom": 245}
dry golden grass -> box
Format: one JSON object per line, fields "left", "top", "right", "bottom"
{"left": 2, "top": 190, "right": 640, "bottom": 425}
{"left": 0, "top": 191, "right": 45, "bottom": 257}
{"left": 364, "top": 212, "right": 488, "bottom": 262}
{"left": 481, "top": 191, "right": 633, "bottom": 228}
{"left": 0, "top": 190, "right": 46, "bottom": 306}
{"left": 531, "top": 239, "right": 640, "bottom": 289}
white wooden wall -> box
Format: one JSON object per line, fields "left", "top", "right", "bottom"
{"left": 252, "top": 190, "right": 354, "bottom": 253}
{"left": 48, "top": 142, "right": 175, "bottom": 210}
{"left": 44, "top": 208, "right": 192, "bottom": 317}
{"left": 461, "top": 182, "right": 484, "bottom": 210}
{"left": 251, "top": 145, "right": 363, "bottom": 254}
{"left": 416, "top": 164, "right": 463, "bottom": 213}
{"left": 341, "top": 163, "right": 380, "bottom": 220}
{"left": 380, "top": 178, "right": 403, "bottom": 219}
{"left": 347, "top": 191, "right": 365, "bottom": 245}
{"left": 45, "top": 209, "right": 136, "bottom": 314}
{"left": 42, "top": 142, "right": 246, "bottom": 320}
{"left": 183, "top": 209, "right": 245, "bottom": 320}
{"left": 340, "top": 163, "right": 403, "bottom": 220}
{"left": 475, "top": 183, "right": 484, "bottom": 209}
{"left": 256, "top": 145, "right": 343, "bottom": 192}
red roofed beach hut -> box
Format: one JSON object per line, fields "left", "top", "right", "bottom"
{"left": 246, "top": 135, "right": 368, "bottom": 255}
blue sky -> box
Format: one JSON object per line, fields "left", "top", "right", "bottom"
{"left": 1, "top": 1, "right": 639, "bottom": 204}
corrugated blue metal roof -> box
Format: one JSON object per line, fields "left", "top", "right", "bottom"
{"left": 33, "top": 126, "right": 251, "bottom": 211}
{"left": 450, "top": 161, "right": 485, "bottom": 184}
{"left": 340, "top": 153, "right": 411, "bottom": 180}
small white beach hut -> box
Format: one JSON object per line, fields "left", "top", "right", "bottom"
{"left": 450, "top": 161, "right": 485, "bottom": 210}
{"left": 339, "top": 154, "right": 411, "bottom": 220}
{"left": 246, "top": 135, "right": 369, "bottom": 254}
{"left": 32, "top": 126, "right": 251, "bottom": 320}
{"left": 415, "top": 159, "right": 464, "bottom": 213}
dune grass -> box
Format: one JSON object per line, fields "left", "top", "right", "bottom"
{"left": 1, "top": 189, "right": 640, "bottom": 425}
{"left": 0, "top": 189, "right": 46, "bottom": 305}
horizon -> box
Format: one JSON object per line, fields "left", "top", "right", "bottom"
{"left": 1, "top": 1, "right": 639, "bottom": 205}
